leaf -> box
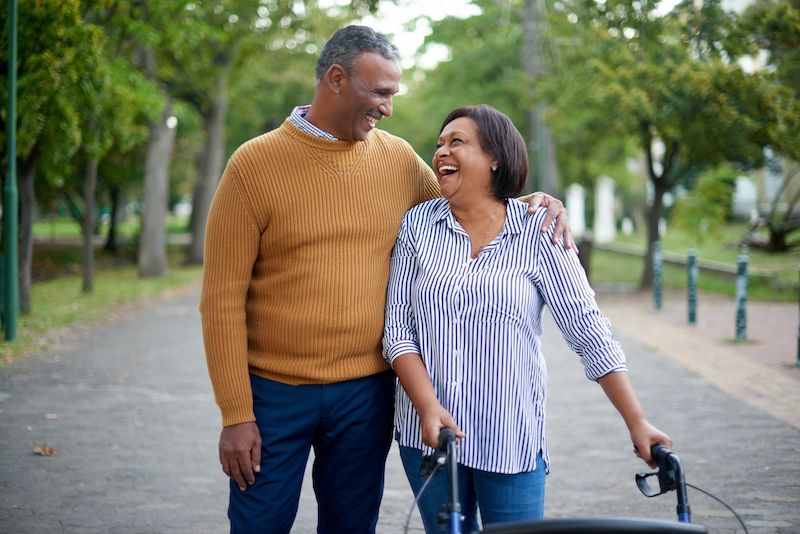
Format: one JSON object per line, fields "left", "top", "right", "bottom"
{"left": 34, "top": 444, "right": 58, "bottom": 456}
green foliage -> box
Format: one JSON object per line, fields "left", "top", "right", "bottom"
{"left": 386, "top": 0, "right": 533, "bottom": 166}
{"left": 542, "top": 0, "right": 775, "bottom": 178}
{"left": 672, "top": 164, "right": 737, "bottom": 244}
{"left": 169, "top": 99, "right": 205, "bottom": 207}
{"left": 0, "top": 0, "right": 101, "bottom": 171}
{"left": 741, "top": 0, "right": 800, "bottom": 100}
{"left": 226, "top": 45, "right": 318, "bottom": 154}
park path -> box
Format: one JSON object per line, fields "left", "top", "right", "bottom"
{"left": 0, "top": 284, "right": 798, "bottom": 534}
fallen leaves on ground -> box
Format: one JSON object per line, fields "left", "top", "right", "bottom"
{"left": 34, "top": 444, "right": 58, "bottom": 456}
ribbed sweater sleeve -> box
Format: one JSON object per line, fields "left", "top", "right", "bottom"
{"left": 199, "top": 161, "right": 261, "bottom": 426}
{"left": 199, "top": 120, "right": 439, "bottom": 427}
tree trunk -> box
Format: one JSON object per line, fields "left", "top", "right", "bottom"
{"left": 639, "top": 128, "right": 682, "bottom": 289}
{"left": 186, "top": 75, "right": 229, "bottom": 265}
{"left": 104, "top": 187, "right": 119, "bottom": 253}
{"left": 17, "top": 154, "right": 37, "bottom": 314}
{"left": 82, "top": 158, "right": 98, "bottom": 293}
{"left": 523, "top": 0, "right": 560, "bottom": 197}
{"left": 641, "top": 183, "right": 665, "bottom": 289}
{"left": 766, "top": 229, "right": 786, "bottom": 252}
{"left": 138, "top": 96, "right": 175, "bottom": 278}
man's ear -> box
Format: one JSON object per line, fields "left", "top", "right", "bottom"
{"left": 325, "top": 64, "right": 347, "bottom": 94}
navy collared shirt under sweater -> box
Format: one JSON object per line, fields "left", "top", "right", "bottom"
{"left": 382, "top": 198, "right": 627, "bottom": 475}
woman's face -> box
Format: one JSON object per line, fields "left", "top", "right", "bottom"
{"left": 433, "top": 117, "right": 497, "bottom": 205}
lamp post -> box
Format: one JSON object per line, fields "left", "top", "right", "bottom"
{"left": 4, "top": 0, "right": 19, "bottom": 341}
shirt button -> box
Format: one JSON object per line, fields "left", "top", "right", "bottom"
{"left": 453, "top": 350, "right": 460, "bottom": 357}
{"left": 451, "top": 381, "right": 458, "bottom": 387}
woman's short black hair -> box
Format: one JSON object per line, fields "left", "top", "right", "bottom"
{"left": 440, "top": 105, "right": 529, "bottom": 199}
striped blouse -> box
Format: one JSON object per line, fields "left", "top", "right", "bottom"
{"left": 382, "top": 198, "right": 627, "bottom": 474}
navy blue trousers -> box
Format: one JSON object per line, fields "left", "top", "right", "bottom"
{"left": 228, "top": 372, "right": 394, "bottom": 534}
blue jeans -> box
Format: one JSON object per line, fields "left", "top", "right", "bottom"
{"left": 228, "top": 372, "right": 394, "bottom": 534}
{"left": 399, "top": 445, "right": 546, "bottom": 534}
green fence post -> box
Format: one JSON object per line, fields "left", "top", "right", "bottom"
{"left": 735, "top": 250, "right": 748, "bottom": 341}
{"left": 687, "top": 248, "right": 697, "bottom": 324}
{"left": 653, "top": 241, "right": 662, "bottom": 310}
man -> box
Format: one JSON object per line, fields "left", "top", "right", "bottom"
{"left": 199, "top": 25, "right": 572, "bottom": 534}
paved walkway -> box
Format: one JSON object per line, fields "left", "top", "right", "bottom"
{"left": 0, "top": 285, "right": 798, "bottom": 534}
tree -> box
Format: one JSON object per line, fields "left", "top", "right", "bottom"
{"left": 171, "top": 0, "right": 275, "bottom": 265}
{"left": 78, "top": 50, "right": 160, "bottom": 290}
{"left": 741, "top": 0, "right": 800, "bottom": 251}
{"left": 539, "top": 0, "right": 785, "bottom": 286}
{"left": 524, "top": 0, "right": 561, "bottom": 196}
{"left": 102, "top": 0, "right": 197, "bottom": 277}
{"left": 388, "top": 0, "right": 534, "bottom": 169}
{"left": 1, "top": 0, "right": 105, "bottom": 311}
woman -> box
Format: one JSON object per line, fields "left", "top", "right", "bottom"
{"left": 382, "top": 104, "right": 671, "bottom": 533}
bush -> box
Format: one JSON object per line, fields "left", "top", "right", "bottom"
{"left": 672, "top": 165, "right": 738, "bottom": 243}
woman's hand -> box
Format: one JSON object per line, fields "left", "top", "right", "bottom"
{"left": 630, "top": 421, "right": 673, "bottom": 469}
{"left": 417, "top": 402, "right": 466, "bottom": 449}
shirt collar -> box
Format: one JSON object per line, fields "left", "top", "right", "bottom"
{"left": 289, "top": 105, "right": 339, "bottom": 141}
{"left": 434, "top": 198, "right": 527, "bottom": 236}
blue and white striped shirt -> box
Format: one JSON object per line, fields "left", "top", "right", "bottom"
{"left": 382, "top": 198, "right": 627, "bottom": 474}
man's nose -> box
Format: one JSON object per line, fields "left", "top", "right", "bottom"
{"left": 378, "top": 97, "right": 393, "bottom": 118}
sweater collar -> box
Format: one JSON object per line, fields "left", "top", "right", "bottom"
{"left": 280, "top": 119, "right": 372, "bottom": 152}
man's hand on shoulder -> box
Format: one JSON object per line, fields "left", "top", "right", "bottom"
{"left": 523, "top": 192, "right": 577, "bottom": 252}
{"left": 219, "top": 421, "right": 262, "bottom": 491}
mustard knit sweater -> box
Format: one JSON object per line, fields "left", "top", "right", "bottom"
{"left": 199, "top": 120, "right": 440, "bottom": 427}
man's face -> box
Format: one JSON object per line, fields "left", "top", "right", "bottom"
{"left": 334, "top": 52, "right": 401, "bottom": 142}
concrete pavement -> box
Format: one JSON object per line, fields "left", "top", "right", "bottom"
{"left": 0, "top": 284, "right": 798, "bottom": 534}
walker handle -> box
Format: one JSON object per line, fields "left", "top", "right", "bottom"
{"left": 636, "top": 445, "right": 692, "bottom": 523}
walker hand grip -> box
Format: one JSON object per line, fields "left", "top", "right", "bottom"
{"left": 652, "top": 444, "right": 672, "bottom": 464}
{"left": 437, "top": 428, "right": 456, "bottom": 453}
{"left": 419, "top": 428, "right": 457, "bottom": 478}
{"left": 636, "top": 445, "right": 679, "bottom": 497}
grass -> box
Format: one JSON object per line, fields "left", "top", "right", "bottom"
{"left": 1, "top": 245, "right": 203, "bottom": 365}
{"left": 33, "top": 214, "right": 190, "bottom": 240}
{"left": 590, "top": 223, "right": 800, "bottom": 302}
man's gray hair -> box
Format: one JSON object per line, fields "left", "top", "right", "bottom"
{"left": 315, "top": 25, "right": 400, "bottom": 84}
